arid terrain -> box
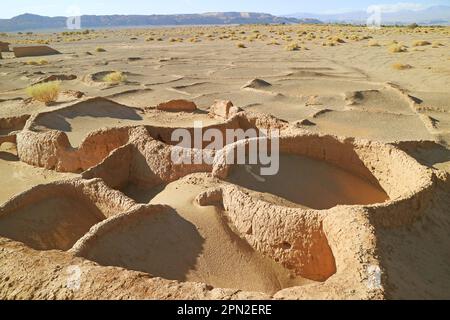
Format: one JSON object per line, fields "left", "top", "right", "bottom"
{"left": 0, "top": 24, "right": 449, "bottom": 300}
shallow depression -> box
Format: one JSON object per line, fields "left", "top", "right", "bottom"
{"left": 227, "top": 154, "right": 389, "bottom": 210}
{"left": 78, "top": 177, "right": 315, "bottom": 294}
{"left": 0, "top": 196, "right": 105, "bottom": 251}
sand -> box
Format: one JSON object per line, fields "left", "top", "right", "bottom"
{"left": 82, "top": 174, "right": 312, "bottom": 294}
{"left": 227, "top": 154, "right": 389, "bottom": 210}
{"left": 0, "top": 143, "right": 76, "bottom": 204}
{"left": 0, "top": 24, "right": 449, "bottom": 300}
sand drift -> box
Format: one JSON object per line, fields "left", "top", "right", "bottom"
{"left": 0, "top": 96, "right": 448, "bottom": 299}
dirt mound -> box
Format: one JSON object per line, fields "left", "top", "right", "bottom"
{"left": 156, "top": 99, "right": 197, "bottom": 112}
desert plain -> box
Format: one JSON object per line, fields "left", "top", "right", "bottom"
{"left": 0, "top": 24, "right": 449, "bottom": 299}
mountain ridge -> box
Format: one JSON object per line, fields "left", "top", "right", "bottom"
{"left": 285, "top": 5, "right": 450, "bottom": 25}
{"left": 0, "top": 12, "right": 321, "bottom": 32}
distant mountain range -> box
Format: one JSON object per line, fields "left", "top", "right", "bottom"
{"left": 0, "top": 12, "right": 321, "bottom": 32}
{"left": 1, "top": 6, "right": 448, "bottom": 32}
{"left": 285, "top": 5, "right": 450, "bottom": 25}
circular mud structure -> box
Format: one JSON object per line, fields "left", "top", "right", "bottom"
{"left": 0, "top": 104, "right": 442, "bottom": 299}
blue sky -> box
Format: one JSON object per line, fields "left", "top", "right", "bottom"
{"left": 0, "top": 0, "right": 447, "bottom": 18}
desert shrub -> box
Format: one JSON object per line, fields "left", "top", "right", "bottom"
{"left": 96, "top": 47, "right": 106, "bottom": 52}
{"left": 392, "top": 63, "right": 413, "bottom": 70}
{"left": 413, "top": 40, "right": 431, "bottom": 47}
{"left": 330, "top": 36, "right": 346, "bottom": 43}
{"left": 388, "top": 44, "right": 407, "bottom": 53}
{"left": 26, "top": 60, "right": 38, "bottom": 65}
{"left": 26, "top": 81, "right": 61, "bottom": 104}
{"left": 237, "top": 43, "right": 246, "bottom": 48}
{"left": 25, "top": 59, "right": 48, "bottom": 66}
{"left": 285, "top": 42, "right": 300, "bottom": 51}
{"left": 432, "top": 42, "right": 444, "bottom": 48}
{"left": 103, "top": 71, "right": 127, "bottom": 84}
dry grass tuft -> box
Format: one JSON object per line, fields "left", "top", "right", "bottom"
{"left": 392, "top": 63, "right": 413, "bottom": 70}
{"left": 26, "top": 59, "right": 49, "bottom": 66}
{"left": 368, "top": 40, "right": 380, "bottom": 47}
{"left": 103, "top": 71, "right": 127, "bottom": 84}
{"left": 432, "top": 41, "right": 444, "bottom": 48}
{"left": 413, "top": 40, "right": 431, "bottom": 47}
{"left": 237, "top": 43, "right": 246, "bottom": 48}
{"left": 26, "top": 81, "right": 61, "bottom": 104}
{"left": 388, "top": 44, "right": 407, "bottom": 53}
{"left": 285, "top": 42, "right": 300, "bottom": 51}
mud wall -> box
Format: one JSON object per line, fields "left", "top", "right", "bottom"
{"left": 13, "top": 46, "right": 60, "bottom": 58}
{"left": 196, "top": 185, "right": 336, "bottom": 282}
{"left": 17, "top": 126, "right": 131, "bottom": 172}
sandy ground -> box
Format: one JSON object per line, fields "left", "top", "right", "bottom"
{"left": 86, "top": 174, "right": 312, "bottom": 294}
{"left": 0, "top": 24, "right": 449, "bottom": 300}
{"left": 227, "top": 154, "right": 389, "bottom": 210}
{"left": 0, "top": 142, "right": 76, "bottom": 204}
{"left": 1, "top": 25, "right": 449, "bottom": 147}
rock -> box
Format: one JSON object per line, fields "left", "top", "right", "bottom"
{"left": 156, "top": 99, "right": 197, "bottom": 112}
{"left": 209, "top": 100, "right": 242, "bottom": 119}
{"left": 34, "top": 74, "right": 77, "bottom": 84}
{"left": 295, "top": 119, "right": 316, "bottom": 127}
{"left": 305, "top": 95, "right": 323, "bottom": 106}
{"left": 312, "top": 108, "right": 333, "bottom": 118}
{"left": 195, "top": 188, "right": 223, "bottom": 206}
{"left": 128, "top": 57, "right": 141, "bottom": 62}
{"left": 63, "top": 90, "right": 85, "bottom": 99}
{"left": 0, "top": 41, "right": 10, "bottom": 52}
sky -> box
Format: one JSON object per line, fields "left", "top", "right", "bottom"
{"left": 0, "top": 0, "right": 448, "bottom": 19}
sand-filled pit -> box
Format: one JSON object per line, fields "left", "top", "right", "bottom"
{"left": 0, "top": 142, "right": 77, "bottom": 205}
{"left": 28, "top": 97, "right": 145, "bottom": 147}
{"left": 72, "top": 175, "right": 314, "bottom": 294}
{"left": 227, "top": 154, "right": 389, "bottom": 210}
{"left": 0, "top": 179, "right": 138, "bottom": 251}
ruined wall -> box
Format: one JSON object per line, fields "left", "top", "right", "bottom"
{"left": 196, "top": 185, "right": 336, "bottom": 282}
{"left": 13, "top": 46, "right": 60, "bottom": 58}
